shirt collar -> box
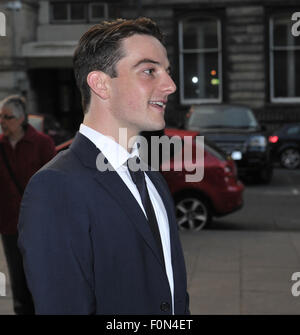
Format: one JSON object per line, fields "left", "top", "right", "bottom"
{"left": 79, "top": 123, "right": 140, "bottom": 171}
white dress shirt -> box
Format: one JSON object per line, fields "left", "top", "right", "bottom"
{"left": 79, "top": 124, "right": 174, "bottom": 313}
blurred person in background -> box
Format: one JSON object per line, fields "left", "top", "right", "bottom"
{"left": 0, "top": 95, "right": 56, "bottom": 314}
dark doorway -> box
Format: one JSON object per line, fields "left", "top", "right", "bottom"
{"left": 28, "top": 68, "right": 83, "bottom": 134}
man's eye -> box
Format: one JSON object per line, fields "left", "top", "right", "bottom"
{"left": 144, "top": 68, "right": 155, "bottom": 75}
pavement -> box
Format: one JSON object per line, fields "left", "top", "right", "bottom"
{"left": 0, "top": 239, "right": 13, "bottom": 315}
{"left": 1, "top": 229, "right": 300, "bottom": 315}
{"left": 181, "top": 229, "right": 300, "bottom": 314}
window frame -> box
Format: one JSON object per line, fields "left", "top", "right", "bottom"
{"left": 50, "top": 1, "right": 108, "bottom": 24}
{"left": 178, "top": 16, "right": 223, "bottom": 105}
{"left": 50, "top": 2, "right": 70, "bottom": 23}
{"left": 88, "top": 2, "right": 108, "bottom": 22}
{"left": 269, "top": 14, "right": 300, "bottom": 103}
{"left": 69, "top": 2, "right": 87, "bottom": 23}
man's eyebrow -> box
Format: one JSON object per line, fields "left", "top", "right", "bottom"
{"left": 133, "top": 58, "right": 160, "bottom": 68}
{"left": 133, "top": 58, "right": 171, "bottom": 72}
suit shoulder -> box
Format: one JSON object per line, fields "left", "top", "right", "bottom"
{"left": 28, "top": 148, "right": 91, "bottom": 195}
{"left": 25, "top": 161, "right": 90, "bottom": 204}
{"left": 40, "top": 147, "right": 82, "bottom": 174}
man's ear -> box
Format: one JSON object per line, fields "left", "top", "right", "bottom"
{"left": 87, "top": 71, "right": 110, "bottom": 100}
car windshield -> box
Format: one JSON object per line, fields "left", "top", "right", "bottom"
{"left": 187, "top": 106, "right": 258, "bottom": 130}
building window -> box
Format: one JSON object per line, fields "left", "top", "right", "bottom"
{"left": 270, "top": 14, "right": 300, "bottom": 102}
{"left": 178, "top": 16, "right": 222, "bottom": 104}
{"left": 50, "top": 2, "right": 108, "bottom": 23}
{"left": 70, "top": 3, "right": 86, "bottom": 21}
{"left": 52, "top": 3, "right": 68, "bottom": 21}
{"left": 89, "top": 2, "right": 108, "bottom": 22}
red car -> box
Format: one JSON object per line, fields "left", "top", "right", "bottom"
{"left": 161, "top": 128, "right": 244, "bottom": 230}
{"left": 56, "top": 128, "right": 244, "bottom": 231}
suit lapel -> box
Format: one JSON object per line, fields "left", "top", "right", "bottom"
{"left": 146, "top": 170, "right": 183, "bottom": 303}
{"left": 70, "top": 132, "right": 168, "bottom": 270}
{"left": 146, "top": 170, "right": 176, "bottom": 227}
{"left": 94, "top": 169, "right": 165, "bottom": 269}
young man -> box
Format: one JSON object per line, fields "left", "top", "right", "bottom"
{"left": 0, "top": 95, "right": 56, "bottom": 314}
{"left": 18, "top": 18, "right": 190, "bottom": 315}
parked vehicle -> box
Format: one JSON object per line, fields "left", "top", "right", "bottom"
{"left": 268, "top": 123, "right": 300, "bottom": 169}
{"left": 162, "top": 128, "right": 244, "bottom": 230}
{"left": 55, "top": 128, "right": 244, "bottom": 231}
{"left": 185, "top": 104, "right": 273, "bottom": 184}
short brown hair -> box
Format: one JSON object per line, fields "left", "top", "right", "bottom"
{"left": 73, "top": 17, "right": 165, "bottom": 113}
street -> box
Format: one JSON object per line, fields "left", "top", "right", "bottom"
{"left": 182, "top": 167, "right": 300, "bottom": 314}
{"left": 1, "top": 167, "right": 300, "bottom": 314}
{"left": 210, "top": 167, "right": 300, "bottom": 232}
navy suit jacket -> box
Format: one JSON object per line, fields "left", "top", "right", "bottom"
{"left": 18, "top": 132, "right": 190, "bottom": 315}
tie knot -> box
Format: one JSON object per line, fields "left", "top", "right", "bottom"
{"left": 127, "top": 156, "right": 142, "bottom": 171}
{"left": 127, "top": 156, "right": 144, "bottom": 186}
{"left": 128, "top": 156, "right": 140, "bottom": 165}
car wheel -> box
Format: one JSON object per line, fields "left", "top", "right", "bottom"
{"left": 175, "top": 195, "right": 212, "bottom": 231}
{"left": 280, "top": 148, "right": 300, "bottom": 169}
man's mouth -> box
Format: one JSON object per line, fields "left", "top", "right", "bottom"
{"left": 149, "top": 100, "right": 166, "bottom": 111}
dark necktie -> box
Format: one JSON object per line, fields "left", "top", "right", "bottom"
{"left": 127, "top": 157, "right": 165, "bottom": 269}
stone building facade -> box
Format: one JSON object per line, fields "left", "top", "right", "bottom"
{"left": 0, "top": 0, "right": 299, "bottom": 132}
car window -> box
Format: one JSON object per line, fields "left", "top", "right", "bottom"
{"left": 187, "top": 106, "right": 258, "bottom": 129}
{"left": 286, "top": 125, "right": 300, "bottom": 136}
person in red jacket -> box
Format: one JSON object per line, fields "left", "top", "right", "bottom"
{"left": 0, "top": 95, "right": 56, "bottom": 314}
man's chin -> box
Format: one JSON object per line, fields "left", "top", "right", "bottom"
{"left": 148, "top": 119, "right": 166, "bottom": 132}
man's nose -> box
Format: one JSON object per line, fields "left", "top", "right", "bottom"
{"left": 162, "top": 73, "right": 177, "bottom": 95}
